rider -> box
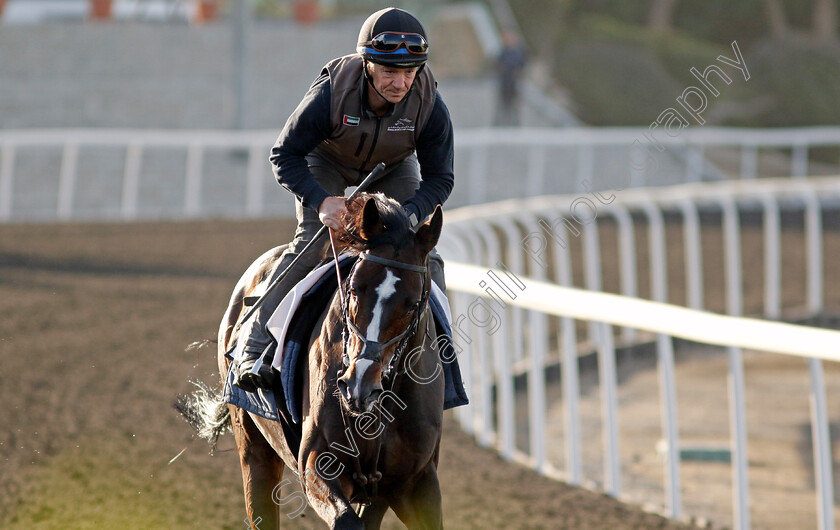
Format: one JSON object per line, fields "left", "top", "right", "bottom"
{"left": 233, "top": 7, "right": 455, "bottom": 392}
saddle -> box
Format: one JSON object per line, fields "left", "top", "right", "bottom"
{"left": 222, "top": 255, "right": 468, "bottom": 427}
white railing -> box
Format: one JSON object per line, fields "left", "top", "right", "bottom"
{"left": 0, "top": 129, "right": 289, "bottom": 222}
{"left": 438, "top": 177, "right": 840, "bottom": 530}
{"left": 4, "top": 126, "right": 840, "bottom": 222}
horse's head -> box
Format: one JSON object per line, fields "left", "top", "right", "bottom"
{"left": 334, "top": 194, "right": 442, "bottom": 415}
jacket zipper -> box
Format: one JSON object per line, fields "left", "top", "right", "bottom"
{"left": 354, "top": 133, "right": 368, "bottom": 158}
{"left": 358, "top": 117, "right": 382, "bottom": 174}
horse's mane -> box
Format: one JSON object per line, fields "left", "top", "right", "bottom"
{"left": 337, "top": 192, "right": 413, "bottom": 253}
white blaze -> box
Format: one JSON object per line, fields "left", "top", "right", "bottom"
{"left": 366, "top": 269, "right": 400, "bottom": 341}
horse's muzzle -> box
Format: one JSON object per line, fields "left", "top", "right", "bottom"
{"left": 337, "top": 358, "right": 384, "bottom": 413}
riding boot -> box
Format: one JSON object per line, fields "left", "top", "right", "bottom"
{"left": 233, "top": 343, "right": 276, "bottom": 393}
{"left": 233, "top": 233, "right": 331, "bottom": 392}
{"left": 232, "top": 263, "right": 297, "bottom": 392}
{"left": 231, "top": 253, "right": 297, "bottom": 392}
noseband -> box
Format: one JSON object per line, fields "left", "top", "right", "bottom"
{"left": 340, "top": 252, "right": 430, "bottom": 382}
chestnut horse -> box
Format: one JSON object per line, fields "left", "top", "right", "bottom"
{"left": 218, "top": 194, "right": 444, "bottom": 529}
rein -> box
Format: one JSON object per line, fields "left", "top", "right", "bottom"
{"left": 328, "top": 233, "right": 431, "bottom": 506}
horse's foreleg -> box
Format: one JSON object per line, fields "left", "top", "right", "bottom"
{"left": 299, "top": 447, "right": 363, "bottom": 530}
{"left": 390, "top": 463, "right": 443, "bottom": 530}
{"left": 358, "top": 498, "right": 390, "bottom": 530}
{"left": 230, "top": 406, "right": 284, "bottom": 529}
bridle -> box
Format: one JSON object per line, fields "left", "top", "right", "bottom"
{"left": 338, "top": 251, "right": 430, "bottom": 383}
{"left": 325, "top": 224, "right": 432, "bottom": 506}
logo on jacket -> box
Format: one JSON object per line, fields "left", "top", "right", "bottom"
{"left": 343, "top": 115, "right": 360, "bottom": 126}
{"left": 387, "top": 118, "right": 414, "bottom": 132}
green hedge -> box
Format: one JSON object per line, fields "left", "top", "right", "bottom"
{"left": 573, "top": 15, "right": 729, "bottom": 87}
{"left": 507, "top": 8, "right": 840, "bottom": 127}
{"left": 550, "top": 16, "right": 734, "bottom": 125}
{"left": 741, "top": 37, "right": 840, "bottom": 127}
{"left": 553, "top": 42, "right": 681, "bottom": 125}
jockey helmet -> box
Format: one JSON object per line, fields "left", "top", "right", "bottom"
{"left": 356, "top": 8, "right": 428, "bottom": 69}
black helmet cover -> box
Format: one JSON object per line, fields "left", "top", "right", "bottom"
{"left": 356, "top": 7, "right": 428, "bottom": 68}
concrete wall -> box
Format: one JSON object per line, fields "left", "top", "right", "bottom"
{"left": 0, "top": 19, "right": 362, "bottom": 129}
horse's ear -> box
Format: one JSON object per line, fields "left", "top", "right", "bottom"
{"left": 359, "top": 197, "right": 383, "bottom": 240}
{"left": 415, "top": 205, "right": 443, "bottom": 255}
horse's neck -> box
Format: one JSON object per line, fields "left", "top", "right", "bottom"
{"left": 312, "top": 290, "right": 346, "bottom": 368}
{"left": 400, "top": 308, "right": 434, "bottom": 371}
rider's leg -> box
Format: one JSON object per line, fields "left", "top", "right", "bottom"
{"left": 370, "top": 154, "right": 446, "bottom": 291}
{"left": 234, "top": 158, "right": 346, "bottom": 391}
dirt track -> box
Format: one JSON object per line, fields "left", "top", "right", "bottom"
{"left": 0, "top": 220, "right": 691, "bottom": 529}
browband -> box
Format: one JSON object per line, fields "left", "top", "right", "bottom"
{"left": 358, "top": 252, "right": 427, "bottom": 273}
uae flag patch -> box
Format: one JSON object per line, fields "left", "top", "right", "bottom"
{"left": 343, "top": 115, "right": 360, "bottom": 126}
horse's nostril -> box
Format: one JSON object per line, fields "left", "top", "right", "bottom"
{"left": 337, "top": 379, "right": 349, "bottom": 400}
{"left": 364, "top": 389, "right": 383, "bottom": 412}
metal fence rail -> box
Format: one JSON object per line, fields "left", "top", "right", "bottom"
{"left": 4, "top": 126, "right": 840, "bottom": 222}
{"left": 438, "top": 177, "right": 840, "bottom": 530}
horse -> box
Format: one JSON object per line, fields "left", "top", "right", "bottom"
{"left": 216, "top": 193, "right": 445, "bottom": 529}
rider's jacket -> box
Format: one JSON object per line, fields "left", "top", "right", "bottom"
{"left": 270, "top": 54, "right": 454, "bottom": 221}
{"left": 317, "top": 54, "right": 436, "bottom": 175}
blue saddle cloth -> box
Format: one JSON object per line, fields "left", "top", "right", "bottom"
{"left": 223, "top": 257, "right": 469, "bottom": 423}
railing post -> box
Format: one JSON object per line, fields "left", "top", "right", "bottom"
{"left": 498, "top": 219, "right": 526, "bottom": 364}
{"left": 727, "top": 345, "right": 750, "bottom": 530}
{"left": 792, "top": 143, "right": 809, "bottom": 178}
{"left": 740, "top": 145, "right": 758, "bottom": 180}
{"left": 246, "top": 144, "right": 264, "bottom": 217}
{"left": 461, "top": 226, "right": 487, "bottom": 440}
{"left": 548, "top": 211, "right": 582, "bottom": 485}
{"left": 720, "top": 195, "right": 750, "bottom": 530}
{"left": 686, "top": 145, "right": 704, "bottom": 183}
{"left": 801, "top": 189, "right": 823, "bottom": 316}
{"left": 184, "top": 144, "right": 203, "bottom": 217}
{"left": 526, "top": 144, "right": 546, "bottom": 198}
{"left": 474, "top": 224, "right": 503, "bottom": 449}
{"left": 640, "top": 199, "right": 682, "bottom": 516}
{"left": 447, "top": 227, "right": 477, "bottom": 433}
{"left": 469, "top": 145, "right": 488, "bottom": 205}
{"left": 720, "top": 197, "right": 743, "bottom": 317}
{"left": 639, "top": 200, "right": 668, "bottom": 303}
{"left": 760, "top": 194, "right": 781, "bottom": 319}
{"left": 57, "top": 143, "right": 79, "bottom": 221}
{"left": 452, "top": 291, "right": 475, "bottom": 433}
{"left": 596, "top": 321, "right": 620, "bottom": 498}
{"left": 518, "top": 213, "right": 549, "bottom": 473}
{"left": 605, "top": 205, "right": 638, "bottom": 343}
{"left": 808, "top": 358, "right": 834, "bottom": 530}
{"left": 576, "top": 144, "right": 595, "bottom": 191}
{"left": 678, "top": 198, "right": 704, "bottom": 311}
{"left": 479, "top": 224, "right": 518, "bottom": 461}
{"left": 583, "top": 216, "right": 603, "bottom": 352}
{"left": 657, "top": 332, "right": 682, "bottom": 519}
{"left": 0, "top": 144, "right": 15, "bottom": 222}
{"left": 121, "top": 143, "right": 143, "bottom": 220}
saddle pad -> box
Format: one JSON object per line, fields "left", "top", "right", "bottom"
{"left": 223, "top": 255, "right": 469, "bottom": 424}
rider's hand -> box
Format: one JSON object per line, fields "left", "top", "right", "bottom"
{"left": 318, "top": 196, "right": 348, "bottom": 230}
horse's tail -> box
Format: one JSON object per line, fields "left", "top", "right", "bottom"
{"left": 174, "top": 379, "right": 231, "bottom": 453}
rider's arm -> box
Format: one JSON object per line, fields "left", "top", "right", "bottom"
{"left": 405, "top": 91, "right": 455, "bottom": 221}
{"left": 270, "top": 73, "right": 333, "bottom": 212}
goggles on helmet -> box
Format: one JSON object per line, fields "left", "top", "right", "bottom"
{"left": 363, "top": 32, "right": 428, "bottom": 55}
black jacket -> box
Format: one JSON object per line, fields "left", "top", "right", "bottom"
{"left": 269, "top": 56, "right": 455, "bottom": 221}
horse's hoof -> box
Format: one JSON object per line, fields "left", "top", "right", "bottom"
{"left": 332, "top": 510, "right": 364, "bottom": 530}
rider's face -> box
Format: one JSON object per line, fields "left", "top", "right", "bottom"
{"left": 367, "top": 63, "right": 418, "bottom": 105}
